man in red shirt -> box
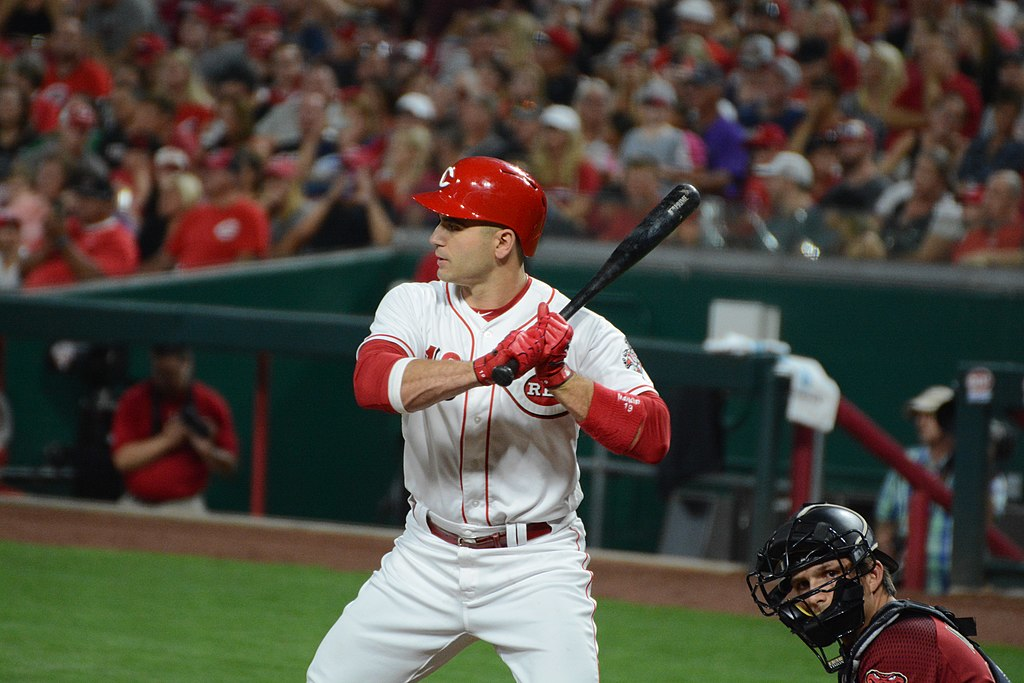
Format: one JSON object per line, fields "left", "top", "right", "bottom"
{"left": 149, "top": 148, "right": 270, "bottom": 270}
{"left": 953, "top": 169, "right": 1024, "bottom": 267}
{"left": 748, "top": 503, "right": 1008, "bottom": 682}
{"left": 21, "top": 171, "right": 138, "bottom": 288}
{"left": 111, "top": 344, "right": 238, "bottom": 514}
{"left": 37, "top": 15, "right": 113, "bottom": 111}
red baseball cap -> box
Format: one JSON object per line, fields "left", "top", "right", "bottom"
{"left": 535, "top": 26, "right": 579, "bottom": 58}
{"left": 243, "top": 4, "right": 282, "bottom": 30}
{"left": 746, "top": 123, "right": 788, "bottom": 150}
{"left": 0, "top": 210, "right": 20, "bottom": 229}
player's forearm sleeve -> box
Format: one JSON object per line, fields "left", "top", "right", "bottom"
{"left": 579, "top": 384, "right": 670, "bottom": 464}
{"left": 353, "top": 340, "right": 412, "bottom": 414}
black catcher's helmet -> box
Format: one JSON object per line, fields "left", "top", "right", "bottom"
{"left": 746, "top": 503, "right": 899, "bottom": 672}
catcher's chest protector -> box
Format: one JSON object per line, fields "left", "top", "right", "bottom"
{"left": 840, "top": 600, "right": 1010, "bottom": 683}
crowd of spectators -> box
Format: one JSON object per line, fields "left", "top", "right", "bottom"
{"left": 1, "top": 0, "right": 1023, "bottom": 291}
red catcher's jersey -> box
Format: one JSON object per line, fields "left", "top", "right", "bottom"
{"left": 857, "top": 614, "right": 995, "bottom": 682}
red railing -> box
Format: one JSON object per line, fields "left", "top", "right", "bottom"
{"left": 789, "top": 395, "right": 1024, "bottom": 591}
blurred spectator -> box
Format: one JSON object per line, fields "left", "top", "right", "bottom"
{"left": 0, "top": 0, "right": 59, "bottom": 51}
{"left": 81, "top": 0, "right": 159, "bottom": 59}
{"left": 839, "top": 40, "right": 907, "bottom": 150}
{"left": 677, "top": 63, "right": 748, "bottom": 200}
{"left": 788, "top": 74, "right": 844, "bottom": 156}
{"left": 532, "top": 25, "right": 581, "bottom": 105}
{"left": 870, "top": 146, "right": 964, "bottom": 262}
{"left": 38, "top": 15, "right": 114, "bottom": 111}
{"left": 21, "top": 169, "right": 138, "bottom": 287}
{"left": 735, "top": 53, "right": 804, "bottom": 135}
{"left": 111, "top": 344, "right": 238, "bottom": 514}
{"left": 135, "top": 145, "right": 193, "bottom": 262}
{"left": 373, "top": 119, "right": 436, "bottom": 227}
{"left": 455, "top": 91, "right": 511, "bottom": 160}
{"left": 259, "top": 154, "right": 307, "bottom": 249}
{"left": 618, "top": 78, "right": 704, "bottom": 196}
{"left": 200, "top": 92, "right": 257, "bottom": 155}
{"left": 730, "top": 33, "right": 776, "bottom": 111}
{"left": 0, "top": 210, "right": 22, "bottom": 289}
{"left": 274, "top": 126, "right": 394, "bottom": 256}
{"left": 874, "top": 384, "right": 1008, "bottom": 594}
{"left": 806, "top": 1, "right": 862, "bottom": 93}
{"left": 573, "top": 76, "right": 620, "bottom": 184}
{"left": 741, "top": 122, "right": 788, "bottom": 221}
{"left": 5, "top": 49, "right": 61, "bottom": 135}
{"left": 805, "top": 133, "right": 842, "bottom": 201}
{"left": 146, "top": 148, "right": 270, "bottom": 270}
{"left": 264, "top": 42, "right": 305, "bottom": 109}
{"left": 880, "top": 90, "right": 970, "bottom": 182}
{"left": 791, "top": 35, "right": 833, "bottom": 92}
{"left": 17, "top": 96, "right": 107, "bottom": 181}
{"left": 952, "top": 169, "right": 1024, "bottom": 267}
{"left": 671, "top": 0, "right": 731, "bottom": 69}
{"left": 0, "top": 82, "right": 39, "bottom": 180}
{"left": 151, "top": 47, "right": 216, "bottom": 156}
{"left": 587, "top": 156, "right": 672, "bottom": 241}
{"left": 989, "top": 48, "right": 1024, "bottom": 140}
{"left": 140, "top": 170, "right": 202, "bottom": 270}
{"left": 817, "top": 119, "right": 890, "bottom": 213}
{"left": 197, "top": 3, "right": 284, "bottom": 110}
{"left": 889, "top": 28, "right": 982, "bottom": 141}
{"left": 957, "top": 90, "right": 1024, "bottom": 188}
{"left": 753, "top": 150, "right": 839, "bottom": 257}
{"left": 816, "top": 119, "right": 891, "bottom": 255}
{"left": 3, "top": 154, "right": 60, "bottom": 246}
{"left": 528, "top": 104, "right": 602, "bottom": 236}
{"left": 954, "top": 6, "right": 1004, "bottom": 106}
{"left": 253, "top": 63, "right": 347, "bottom": 155}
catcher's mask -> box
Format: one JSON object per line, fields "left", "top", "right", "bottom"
{"left": 746, "top": 503, "right": 899, "bottom": 673}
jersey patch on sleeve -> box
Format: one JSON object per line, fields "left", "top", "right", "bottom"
{"left": 621, "top": 343, "right": 643, "bottom": 374}
{"left": 865, "top": 671, "right": 908, "bottom": 683}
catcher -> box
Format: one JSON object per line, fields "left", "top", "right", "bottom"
{"left": 747, "top": 502, "right": 1010, "bottom": 682}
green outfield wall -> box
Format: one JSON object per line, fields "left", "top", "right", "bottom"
{"left": 2, "top": 236, "right": 1022, "bottom": 555}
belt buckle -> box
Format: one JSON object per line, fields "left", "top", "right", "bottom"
{"left": 459, "top": 532, "right": 504, "bottom": 548}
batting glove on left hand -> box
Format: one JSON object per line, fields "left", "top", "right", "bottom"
{"left": 472, "top": 325, "right": 547, "bottom": 386}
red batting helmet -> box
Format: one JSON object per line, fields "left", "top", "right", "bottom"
{"left": 413, "top": 157, "right": 547, "bottom": 257}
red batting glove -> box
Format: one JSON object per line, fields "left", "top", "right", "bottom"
{"left": 472, "top": 325, "right": 546, "bottom": 385}
{"left": 534, "top": 303, "right": 574, "bottom": 389}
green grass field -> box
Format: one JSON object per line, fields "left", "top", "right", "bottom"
{"left": 2, "top": 540, "right": 1022, "bottom": 682}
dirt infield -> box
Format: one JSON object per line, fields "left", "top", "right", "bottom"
{"left": 3, "top": 496, "right": 1024, "bottom": 648}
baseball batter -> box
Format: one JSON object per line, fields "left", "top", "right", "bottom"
{"left": 307, "top": 156, "right": 671, "bottom": 682}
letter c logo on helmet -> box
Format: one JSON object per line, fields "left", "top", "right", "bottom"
{"left": 413, "top": 156, "right": 548, "bottom": 257}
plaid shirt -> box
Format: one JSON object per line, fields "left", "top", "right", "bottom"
{"left": 875, "top": 445, "right": 1008, "bottom": 594}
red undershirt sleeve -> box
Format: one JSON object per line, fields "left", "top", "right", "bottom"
{"left": 579, "top": 383, "right": 671, "bottom": 464}
{"left": 353, "top": 340, "right": 410, "bottom": 413}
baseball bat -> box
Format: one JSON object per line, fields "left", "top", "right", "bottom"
{"left": 491, "top": 183, "right": 701, "bottom": 387}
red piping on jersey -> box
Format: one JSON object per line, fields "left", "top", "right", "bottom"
{"left": 484, "top": 387, "right": 497, "bottom": 525}
{"left": 447, "top": 284, "right": 477, "bottom": 524}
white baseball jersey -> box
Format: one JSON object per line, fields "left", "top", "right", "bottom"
{"left": 358, "top": 276, "right": 658, "bottom": 528}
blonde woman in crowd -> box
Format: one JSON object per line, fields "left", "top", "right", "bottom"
{"left": 528, "top": 103, "right": 602, "bottom": 235}
{"left": 840, "top": 40, "right": 907, "bottom": 150}
{"left": 373, "top": 122, "right": 436, "bottom": 227}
